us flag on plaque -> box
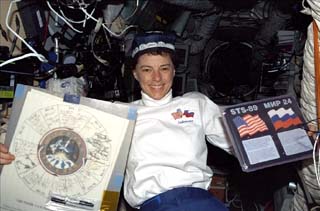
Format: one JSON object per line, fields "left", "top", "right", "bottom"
{"left": 232, "top": 114, "right": 268, "bottom": 138}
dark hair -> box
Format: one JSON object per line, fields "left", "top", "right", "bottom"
{"left": 128, "top": 48, "right": 177, "bottom": 70}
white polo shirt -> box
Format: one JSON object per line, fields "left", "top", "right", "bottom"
{"left": 124, "top": 90, "right": 233, "bottom": 208}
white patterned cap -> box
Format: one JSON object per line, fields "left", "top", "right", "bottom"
{"left": 131, "top": 31, "right": 176, "bottom": 59}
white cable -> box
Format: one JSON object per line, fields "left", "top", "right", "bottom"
{"left": 0, "top": 53, "right": 44, "bottom": 67}
{"left": 80, "top": 7, "right": 136, "bottom": 38}
{"left": 83, "top": 14, "right": 87, "bottom": 28}
{"left": 59, "top": 6, "right": 95, "bottom": 24}
{"left": 313, "top": 132, "right": 320, "bottom": 188}
{"left": 4, "top": 0, "right": 47, "bottom": 65}
{"left": 61, "top": 0, "right": 94, "bottom": 10}
{"left": 90, "top": 31, "right": 109, "bottom": 66}
{"left": 46, "top": 1, "right": 83, "bottom": 33}
{"left": 124, "top": 0, "right": 139, "bottom": 21}
{"left": 59, "top": 8, "right": 85, "bottom": 24}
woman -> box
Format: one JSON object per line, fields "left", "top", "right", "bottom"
{"left": 123, "top": 31, "right": 233, "bottom": 211}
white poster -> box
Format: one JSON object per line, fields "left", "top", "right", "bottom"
{"left": 0, "top": 88, "right": 132, "bottom": 211}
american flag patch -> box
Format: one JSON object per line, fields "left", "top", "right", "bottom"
{"left": 232, "top": 114, "right": 268, "bottom": 138}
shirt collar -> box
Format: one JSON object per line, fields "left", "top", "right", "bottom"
{"left": 141, "top": 89, "right": 173, "bottom": 106}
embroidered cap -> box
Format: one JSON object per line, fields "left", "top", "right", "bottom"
{"left": 131, "top": 31, "right": 176, "bottom": 59}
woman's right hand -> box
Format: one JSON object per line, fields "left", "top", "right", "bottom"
{"left": 0, "top": 143, "right": 15, "bottom": 165}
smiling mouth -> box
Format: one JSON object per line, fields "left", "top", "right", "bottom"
{"left": 150, "top": 85, "right": 164, "bottom": 89}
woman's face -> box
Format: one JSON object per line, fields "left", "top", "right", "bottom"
{"left": 133, "top": 53, "right": 175, "bottom": 100}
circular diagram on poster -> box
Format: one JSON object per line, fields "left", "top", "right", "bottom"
{"left": 38, "top": 128, "right": 87, "bottom": 176}
{"left": 13, "top": 104, "right": 112, "bottom": 197}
